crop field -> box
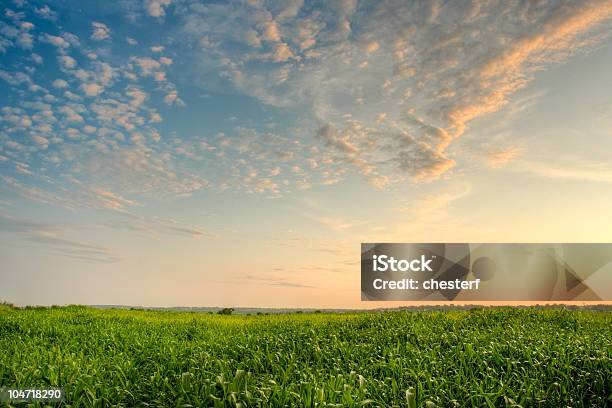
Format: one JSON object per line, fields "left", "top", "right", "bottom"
{"left": 0, "top": 306, "right": 611, "bottom": 407}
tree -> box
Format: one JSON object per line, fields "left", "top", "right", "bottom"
{"left": 218, "top": 307, "right": 234, "bottom": 315}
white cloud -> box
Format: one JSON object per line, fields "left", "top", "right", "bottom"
{"left": 3, "top": 0, "right": 611, "bottom": 215}
{"left": 361, "top": 40, "right": 379, "bottom": 54}
{"left": 58, "top": 105, "right": 84, "bottom": 122}
{"left": 131, "top": 56, "right": 161, "bottom": 77}
{"left": 261, "top": 20, "right": 281, "bottom": 42}
{"left": 177, "top": 0, "right": 612, "bottom": 186}
{"left": 83, "top": 125, "right": 97, "bottom": 134}
{"left": 95, "top": 62, "right": 114, "bottom": 85}
{"left": 163, "top": 89, "right": 182, "bottom": 105}
{"left": 81, "top": 83, "right": 103, "bottom": 97}
{"left": 52, "top": 79, "right": 68, "bottom": 88}
{"left": 61, "top": 32, "right": 80, "bottom": 46}
{"left": 105, "top": 211, "right": 210, "bottom": 239}
{"left": 487, "top": 146, "right": 523, "bottom": 168}
{"left": 0, "top": 213, "right": 119, "bottom": 263}
{"left": 34, "top": 5, "right": 56, "bottom": 20}
{"left": 145, "top": 0, "right": 173, "bottom": 18}
{"left": 65, "top": 128, "right": 80, "bottom": 139}
{"left": 271, "top": 43, "right": 295, "bottom": 62}
{"left": 63, "top": 91, "right": 81, "bottom": 101}
{"left": 91, "top": 22, "right": 111, "bottom": 41}
{"left": 400, "top": 184, "right": 472, "bottom": 218}
{"left": 149, "top": 112, "right": 162, "bottom": 123}
{"left": 126, "top": 87, "right": 147, "bottom": 107}
{"left": 59, "top": 55, "right": 77, "bottom": 69}
{"left": 31, "top": 135, "right": 49, "bottom": 149}
{"left": 244, "top": 30, "right": 261, "bottom": 48}
{"left": 519, "top": 161, "right": 612, "bottom": 184}
{"left": 16, "top": 31, "right": 33, "bottom": 49}
{"left": 30, "top": 53, "right": 42, "bottom": 64}
{"left": 40, "top": 33, "right": 68, "bottom": 48}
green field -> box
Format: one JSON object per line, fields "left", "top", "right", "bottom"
{"left": 0, "top": 306, "right": 610, "bottom": 407}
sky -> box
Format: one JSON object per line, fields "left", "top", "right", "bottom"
{"left": 1, "top": 0, "right": 612, "bottom": 308}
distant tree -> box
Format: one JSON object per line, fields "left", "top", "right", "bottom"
{"left": 218, "top": 308, "right": 234, "bottom": 315}
{"left": 0, "top": 300, "right": 15, "bottom": 309}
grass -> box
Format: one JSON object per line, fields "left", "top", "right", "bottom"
{"left": 0, "top": 306, "right": 610, "bottom": 407}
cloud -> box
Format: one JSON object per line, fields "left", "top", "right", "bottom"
{"left": 240, "top": 274, "right": 314, "bottom": 288}
{"left": 59, "top": 55, "right": 76, "bottom": 69}
{"left": 295, "top": 197, "right": 367, "bottom": 232}
{"left": 361, "top": 40, "right": 379, "bottom": 54}
{"left": 276, "top": 0, "right": 303, "bottom": 21}
{"left": 487, "top": 146, "right": 523, "bottom": 168}
{"left": 87, "top": 187, "right": 136, "bottom": 210}
{"left": 1, "top": 176, "right": 140, "bottom": 212}
{"left": 63, "top": 142, "right": 204, "bottom": 197}
{"left": 91, "top": 22, "right": 111, "bottom": 41}
{"left": 52, "top": 79, "right": 68, "bottom": 88}
{"left": 316, "top": 124, "right": 359, "bottom": 155}
{"left": 61, "top": 32, "right": 80, "bottom": 47}
{"left": 400, "top": 183, "right": 472, "bottom": 218}
{"left": 163, "top": 89, "right": 183, "bottom": 105}
{"left": 81, "top": 83, "right": 102, "bottom": 97}
{"left": 146, "top": 0, "right": 173, "bottom": 18}
{"left": 0, "top": 13, "right": 200, "bottom": 221}
{"left": 30, "top": 53, "right": 43, "bottom": 64}
{"left": 0, "top": 213, "right": 119, "bottom": 263}
{"left": 178, "top": 0, "right": 612, "bottom": 186}
{"left": 131, "top": 56, "right": 162, "bottom": 77}
{"left": 261, "top": 20, "right": 281, "bottom": 42}
{"left": 520, "top": 161, "right": 612, "bottom": 184}
{"left": 244, "top": 30, "right": 261, "bottom": 48}
{"left": 1, "top": 21, "right": 36, "bottom": 50}
{"left": 105, "top": 211, "right": 211, "bottom": 239}
{"left": 0, "top": 70, "right": 30, "bottom": 86}
{"left": 308, "top": 215, "right": 366, "bottom": 232}
{"left": 31, "top": 135, "right": 49, "bottom": 149}
{"left": 126, "top": 87, "right": 147, "bottom": 107}
{"left": 34, "top": 5, "right": 56, "bottom": 20}
{"left": 271, "top": 42, "right": 295, "bottom": 62}
{"left": 3, "top": 0, "right": 612, "bottom": 221}
{"left": 2, "top": 176, "right": 78, "bottom": 209}
{"left": 198, "top": 126, "right": 340, "bottom": 196}
{"left": 39, "top": 33, "right": 68, "bottom": 48}
{"left": 369, "top": 175, "right": 389, "bottom": 189}
{"left": 58, "top": 105, "right": 84, "bottom": 122}
{"left": 83, "top": 125, "right": 97, "bottom": 134}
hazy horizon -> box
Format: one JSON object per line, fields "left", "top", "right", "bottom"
{"left": 2, "top": 0, "right": 612, "bottom": 308}
{"left": 6, "top": 301, "right": 612, "bottom": 309}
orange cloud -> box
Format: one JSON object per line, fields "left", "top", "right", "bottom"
{"left": 487, "top": 146, "right": 523, "bottom": 168}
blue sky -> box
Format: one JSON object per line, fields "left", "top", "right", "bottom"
{"left": 1, "top": 0, "right": 612, "bottom": 307}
